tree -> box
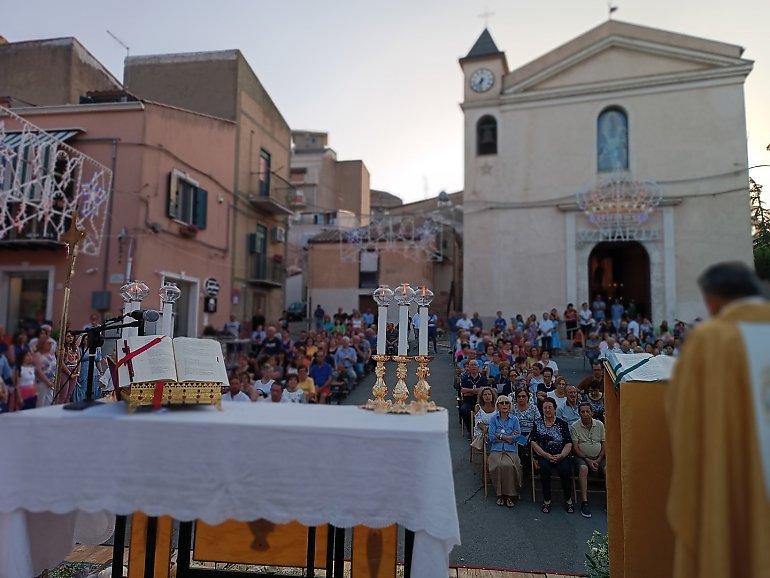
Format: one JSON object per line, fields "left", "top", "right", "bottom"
{"left": 750, "top": 177, "right": 770, "bottom": 279}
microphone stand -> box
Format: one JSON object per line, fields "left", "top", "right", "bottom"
{"left": 63, "top": 318, "right": 141, "bottom": 411}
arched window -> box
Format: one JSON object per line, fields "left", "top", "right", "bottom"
{"left": 476, "top": 115, "right": 497, "bottom": 156}
{"left": 597, "top": 107, "right": 628, "bottom": 172}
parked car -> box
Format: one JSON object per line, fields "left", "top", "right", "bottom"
{"left": 286, "top": 302, "right": 307, "bottom": 321}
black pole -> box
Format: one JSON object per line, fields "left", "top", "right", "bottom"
{"left": 63, "top": 328, "right": 101, "bottom": 410}
{"left": 63, "top": 319, "right": 140, "bottom": 411}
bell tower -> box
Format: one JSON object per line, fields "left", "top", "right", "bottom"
{"left": 459, "top": 29, "right": 508, "bottom": 104}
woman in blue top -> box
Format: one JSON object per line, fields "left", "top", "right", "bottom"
{"left": 487, "top": 395, "right": 528, "bottom": 508}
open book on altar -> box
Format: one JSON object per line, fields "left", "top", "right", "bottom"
{"left": 117, "top": 336, "right": 228, "bottom": 386}
{"left": 605, "top": 352, "right": 676, "bottom": 384}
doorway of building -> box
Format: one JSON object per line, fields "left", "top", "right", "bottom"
{"left": 4, "top": 270, "right": 51, "bottom": 333}
{"left": 588, "top": 241, "right": 650, "bottom": 321}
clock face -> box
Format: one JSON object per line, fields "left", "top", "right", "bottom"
{"left": 470, "top": 68, "right": 495, "bottom": 93}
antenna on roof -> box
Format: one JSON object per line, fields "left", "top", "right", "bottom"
{"left": 106, "top": 30, "right": 130, "bottom": 59}
{"left": 607, "top": 1, "right": 618, "bottom": 19}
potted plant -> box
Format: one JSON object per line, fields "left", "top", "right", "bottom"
{"left": 179, "top": 223, "right": 199, "bottom": 238}
{"left": 271, "top": 254, "right": 284, "bottom": 264}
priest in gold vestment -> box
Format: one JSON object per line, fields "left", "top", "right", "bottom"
{"left": 667, "top": 262, "right": 770, "bottom": 578}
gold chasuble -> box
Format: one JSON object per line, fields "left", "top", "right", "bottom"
{"left": 667, "top": 300, "right": 770, "bottom": 578}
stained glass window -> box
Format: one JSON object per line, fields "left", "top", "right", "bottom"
{"left": 597, "top": 108, "right": 628, "bottom": 172}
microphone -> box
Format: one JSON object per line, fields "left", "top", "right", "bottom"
{"left": 126, "top": 309, "right": 161, "bottom": 322}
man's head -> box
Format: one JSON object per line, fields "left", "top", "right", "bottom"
{"left": 270, "top": 382, "right": 283, "bottom": 402}
{"left": 228, "top": 379, "right": 241, "bottom": 396}
{"left": 467, "top": 359, "right": 480, "bottom": 374}
{"left": 591, "top": 361, "right": 603, "bottom": 380}
{"left": 566, "top": 385, "right": 578, "bottom": 406}
{"left": 698, "top": 261, "right": 764, "bottom": 316}
{"left": 579, "top": 402, "right": 593, "bottom": 425}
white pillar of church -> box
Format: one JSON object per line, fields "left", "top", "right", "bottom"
{"left": 663, "top": 206, "right": 677, "bottom": 322}
{"left": 565, "top": 212, "right": 577, "bottom": 306}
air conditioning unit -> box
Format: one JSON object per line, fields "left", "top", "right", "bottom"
{"left": 271, "top": 226, "right": 286, "bottom": 243}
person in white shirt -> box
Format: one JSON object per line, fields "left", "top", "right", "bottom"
{"left": 267, "top": 381, "right": 288, "bottom": 403}
{"left": 223, "top": 379, "right": 250, "bottom": 402}
{"left": 539, "top": 350, "right": 559, "bottom": 376}
{"left": 281, "top": 374, "right": 305, "bottom": 403}
{"left": 538, "top": 312, "right": 555, "bottom": 352}
{"left": 254, "top": 369, "right": 274, "bottom": 399}
{"left": 578, "top": 302, "right": 594, "bottom": 336}
{"left": 627, "top": 318, "right": 640, "bottom": 338}
{"left": 456, "top": 313, "right": 473, "bottom": 332}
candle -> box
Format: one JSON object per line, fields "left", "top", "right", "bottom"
{"left": 124, "top": 301, "right": 139, "bottom": 338}
{"left": 414, "top": 286, "right": 434, "bottom": 356}
{"left": 418, "top": 305, "right": 428, "bottom": 356}
{"left": 372, "top": 286, "right": 394, "bottom": 355}
{"left": 398, "top": 305, "right": 409, "bottom": 356}
{"left": 161, "top": 300, "right": 174, "bottom": 337}
{"left": 377, "top": 305, "right": 388, "bottom": 355}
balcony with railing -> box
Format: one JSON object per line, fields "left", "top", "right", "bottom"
{"left": 247, "top": 256, "right": 285, "bottom": 288}
{"left": 248, "top": 178, "right": 294, "bottom": 216}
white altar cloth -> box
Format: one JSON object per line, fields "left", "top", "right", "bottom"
{"left": 0, "top": 402, "right": 460, "bottom": 578}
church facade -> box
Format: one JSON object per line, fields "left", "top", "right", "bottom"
{"left": 460, "top": 21, "right": 754, "bottom": 324}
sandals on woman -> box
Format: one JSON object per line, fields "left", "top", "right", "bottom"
{"left": 496, "top": 497, "right": 506, "bottom": 507}
{"left": 541, "top": 501, "right": 551, "bottom": 514}
{"left": 505, "top": 497, "right": 515, "bottom": 508}
{"left": 565, "top": 501, "right": 575, "bottom": 514}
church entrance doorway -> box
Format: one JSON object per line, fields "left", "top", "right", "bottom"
{"left": 588, "top": 241, "right": 650, "bottom": 323}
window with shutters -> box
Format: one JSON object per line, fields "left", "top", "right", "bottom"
{"left": 359, "top": 250, "right": 379, "bottom": 289}
{"left": 258, "top": 149, "right": 271, "bottom": 197}
{"left": 167, "top": 170, "right": 208, "bottom": 229}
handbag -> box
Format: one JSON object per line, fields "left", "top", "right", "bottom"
{"left": 470, "top": 433, "right": 485, "bottom": 451}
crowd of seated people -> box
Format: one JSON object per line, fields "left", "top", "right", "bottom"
{"left": 453, "top": 299, "right": 683, "bottom": 518}
{"left": 224, "top": 307, "right": 382, "bottom": 405}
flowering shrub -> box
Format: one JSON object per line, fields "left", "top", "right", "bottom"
{"left": 585, "top": 530, "right": 610, "bottom": 578}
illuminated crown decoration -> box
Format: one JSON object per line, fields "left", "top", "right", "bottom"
{"left": 576, "top": 173, "right": 663, "bottom": 227}
{"left": 339, "top": 215, "right": 442, "bottom": 262}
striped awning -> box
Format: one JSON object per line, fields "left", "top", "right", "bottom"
{"left": 0, "top": 129, "right": 81, "bottom": 149}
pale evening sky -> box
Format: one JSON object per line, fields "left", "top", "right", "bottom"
{"left": 3, "top": 0, "right": 769, "bottom": 205}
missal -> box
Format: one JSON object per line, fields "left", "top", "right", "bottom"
{"left": 117, "top": 336, "right": 228, "bottom": 386}
{"left": 605, "top": 352, "right": 676, "bottom": 383}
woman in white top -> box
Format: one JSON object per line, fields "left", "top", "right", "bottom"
{"left": 12, "top": 350, "right": 39, "bottom": 411}
{"left": 473, "top": 386, "right": 498, "bottom": 440}
{"left": 281, "top": 374, "right": 305, "bottom": 403}
{"left": 547, "top": 375, "right": 569, "bottom": 411}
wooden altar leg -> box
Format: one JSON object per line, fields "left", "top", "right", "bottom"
{"left": 128, "top": 513, "right": 173, "bottom": 578}
{"left": 333, "top": 526, "right": 345, "bottom": 578}
{"left": 112, "top": 515, "right": 127, "bottom": 578}
{"left": 403, "top": 529, "right": 415, "bottom": 578}
{"left": 351, "top": 525, "right": 398, "bottom": 578}
{"left": 177, "top": 521, "right": 193, "bottom": 576}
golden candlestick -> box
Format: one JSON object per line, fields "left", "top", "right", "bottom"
{"left": 390, "top": 355, "right": 411, "bottom": 413}
{"left": 411, "top": 355, "right": 437, "bottom": 414}
{"left": 365, "top": 354, "right": 392, "bottom": 413}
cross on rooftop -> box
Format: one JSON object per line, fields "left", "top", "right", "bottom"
{"left": 478, "top": 7, "right": 495, "bottom": 27}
